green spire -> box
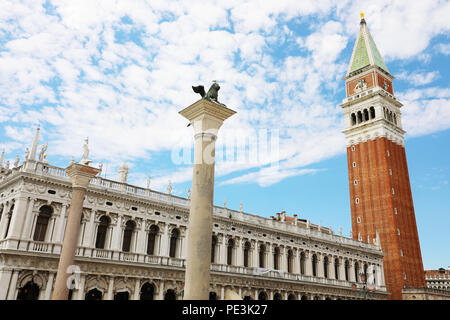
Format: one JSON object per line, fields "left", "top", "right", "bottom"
{"left": 347, "top": 16, "right": 389, "bottom": 76}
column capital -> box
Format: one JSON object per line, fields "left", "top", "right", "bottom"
{"left": 66, "top": 163, "right": 100, "bottom": 189}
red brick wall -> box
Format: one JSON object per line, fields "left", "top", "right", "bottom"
{"left": 347, "top": 137, "right": 425, "bottom": 299}
{"left": 346, "top": 72, "right": 375, "bottom": 97}
{"left": 376, "top": 73, "right": 394, "bottom": 95}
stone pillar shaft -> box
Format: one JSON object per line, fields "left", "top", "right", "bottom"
{"left": 180, "top": 99, "right": 235, "bottom": 300}
{"left": 52, "top": 163, "right": 99, "bottom": 300}
{"left": 52, "top": 187, "right": 86, "bottom": 299}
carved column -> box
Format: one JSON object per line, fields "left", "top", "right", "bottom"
{"left": 6, "top": 269, "right": 19, "bottom": 300}
{"left": 317, "top": 254, "right": 324, "bottom": 278}
{"left": 293, "top": 249, "right": 300, "bottom": 274}
{"left": 158, "top": 281, "right": 165, "bottom": 300}
{"left": 160, "top": 223, "right": 170, "bottom": 257}
{"left": 56, "top": 204, "right": 68, "bottom": 243}
{"left": 106, "top": 276, "right": 114, "bottom": 300}
{"left": 0, "top": 268, "right": 13, "bottom": 300}
{"left": 5, "top": 196, "right": 29, "bottom": 247}
{"left": 136, "top": 219, "right": 146, "bottom": 255}
{"left": 52, "top": 163, "right": 99, "bottom": 300}
{"left": 220, "top": 235, "right": 227, "bottom": 264}
{"left": 75, "top": 274, "right": 86, "bottom": 300}
{"left": 44, "top": 272, "right": 55, "bottom": 299}
{"left": 349, "top": 260, "right": 356, "bottom": 283}
{"left": 305, "top": 252, "right": 313, "bottom": 276}
{"left": 339, "top": 258, "right": 346, "bottom": 281}
{"left": 180, "top": 99, "right": 235, "bottom": 300}
{"left": 83, "top": 210, "right": 96, "bottom": 248}
{"left": 20, "top": 198, "right": 35, "bottom": 241}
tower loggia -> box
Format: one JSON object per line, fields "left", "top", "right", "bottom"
{"left": 341, "top": 13, "right": 426, "bottom": 300}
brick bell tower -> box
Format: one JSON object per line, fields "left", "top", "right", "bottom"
{"left": 341, "top": 13, "right": 426, "bottom": 300}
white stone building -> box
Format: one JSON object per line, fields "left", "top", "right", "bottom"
{"left": 0, "top": 133, "right": 388, "bottom": 300}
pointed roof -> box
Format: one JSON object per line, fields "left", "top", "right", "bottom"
{"left": 346, "top": 13, "right": 389, "bottom": 77}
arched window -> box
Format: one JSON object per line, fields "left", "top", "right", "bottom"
{"left": 370, "top": 106, "right": 375, "bottom": 119}
{"left": 287, "top": 250, "right": 293, "bottom": 273}
{"left": 312, "top": 254, "right": 318, "bottom": 277}
{"left": 114, "top": 291, "right": 129, "bottom": 300}
{"left": 288, "top": 293, "right": 296, "bottom": 300}
{"left": 95, "top": 216, "right": 110, "bottom": 249}
{"left": 301, "top": 295, "right": 308, "bottom": 300}
{"left": 273, "top": 292, "right": 282, "bottom": 300}
{"left": 33, "top": 205, "right": 53, "bottom": 242}
{"left": 211, "top": 235, "right": 217, "bottom": 263}
{"left": 147, "top": 225, "right": 159, "bottom": 255}
{"left": 85, "top": 288, "right": 102, "bottom": 300}
{"left": 335, "top": 258, "right": 340, "bottom": 280}
{"left": 394, "top": 114, "right": 397, "bottom": 125}
{"left": 363, "top": 109, "right": 369, "bottom": 121}
{"left": 243, "top": 241, "right": 251, "bottom": 267}
{"left": 323, "top": 256, "right": 329, "bottom": 278}
{"left": 357, "top": 111, "right": 363, "bottom": 123}
{"left": 300, "top": 252, "right": 305, "bottom": 275}
{"left": 140, "top": 283, "right": 155, "bottom": 300}
{"left": 354, "top": 262, "right": 359, "bottom": 282}
{"left": 345, "top": 260, "right": 350, "bottom": 281}
{"left": 227, "top": 239, "right": 234, "bottom": 265}
{"left": 122, "top": 220, "right": 136, "bottom": 252}
{"left": 259, "top": 244, "right": 266, "bottom": 268}
{"left": 209, "top": 292, "right": 218, "bottom": 300}
{"left": 169, "top": 229, "right": 180, "bottom": 258}
{"left": 258, "top": 291, "right": 267, "bottom": 300}
{"left": 17, "top": 281, "right": 40, "bottom": 300}
{"left": 273, "top": 247, "right": 280, "bottom": 270}
{"left": 164, "top": 289, "right": 177, "bottom": 300}
{"left": 351, "top": 113, "right": 356, "bottom": 126}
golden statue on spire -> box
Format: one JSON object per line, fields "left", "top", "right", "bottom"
{"left": 360, "top": 12, "right": 365, "bottom": 19}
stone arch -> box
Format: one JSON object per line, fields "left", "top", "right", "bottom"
{"left": 169, "top": 228, "right": 181, "bottom": 258}
{"left": 113, "top": 278, "right": 134, "bottom": 297}
{"left": 363, "top": 108, "right": 369, "bottom": 121}
{"left": 287, "top": 293, "right": 296, "bottom": 300}
{"left": 351, "top": 113, "right": 356, "bottom": 126}
{"left": 95, "top": 215, "right": 111, "bottom": 249}
{"left": 147, "top": 224, "right": 160, "bottom": 255}
{"left": 370, "top": 106, "right": 376, "bottom": 119}
{"left": 140, "top": 282, "right": 156, "bottom": 300}
{"left": 85, "top": 275, "right": 108, "bottom": 295}
{"left": 258, "top": 291, "right": 268, "bottom": 300}
{"left": 18, "top": 271, "right": 46, "bottom": 291}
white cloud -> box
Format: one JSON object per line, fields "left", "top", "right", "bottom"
{"left": 397, "top": 71, "right": 439, "bottom": 86}
{"left": 0, "top": 0, "right": 449, "bottom": 192}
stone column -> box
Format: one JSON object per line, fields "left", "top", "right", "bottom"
{"left": 6, "top": 270, "right": 19, "bottom": 300}
{"left": 136, "top": 219, "right": 146, "bottom": 255}
{"left": 82, "top": 210, "right": 96, "bottom": 247}
{"left": 133, "top": 279, "right": 141, "bottom": 300}
{"left": 236, "top": 238, "right": 243, "bottom": 266}
{"left": 52, "top": 163, "right": 99, "bottom": 300}
{"left": 180, "top": 99, "right": 236, "bottom": 300}
{"left": 5, "top": 196, "right": 29, "bottom": 247}
{"left": 106, "top": 277, "right": 114, "bottom": 300}
{"left": 158, "top": 281, "right": 165, "bottom": 300}
{"left": 349, "top": 260, "right": 356, "bottom": 283}
{"left": 160, "top": 223, "right": 170, "bottom": 257}
{"left": 220, "top": 235, "right": 227, "bottom": 264}
{"left": 45, "top": 272, "right": 55, "bottom": 299}
{"left": 20, "top": 198, "right": 35, "bottom": 241}
{"left": 0, "top": 203, "right": 9, "bottom": 238}
{"left": 56, "top": 204, "right": 68, "bottom": 243}
{"left": 75, "top": 274, "right": 86, "bottom": 300}
{"left": 305, "top": 252, "right": 313, "bottom": 276}
{"left": 293, "top": 250, "right": 300, "bottom": 274}
{"left": 339, "top": 258, "right": 346, "bottom": 281}
{"left": 252, "top": 242, "right": 258, "bottom": 267}
{"left": 0, "top": 268, "right": 13, "bottom": 300}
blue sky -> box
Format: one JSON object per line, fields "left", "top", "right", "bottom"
{"left": 0, "top": 1, "right": 449, "bottom": 269}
